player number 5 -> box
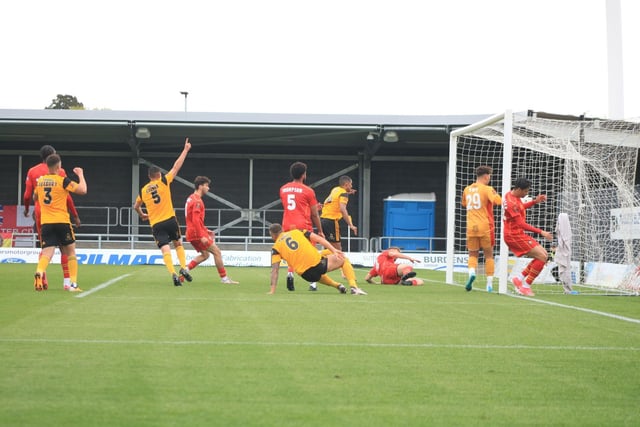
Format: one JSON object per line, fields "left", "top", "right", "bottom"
{"left": 287, "top": 194, "right": 296, "bottom": 211}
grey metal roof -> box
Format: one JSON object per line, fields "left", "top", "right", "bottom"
{"left": 0, "top": 108, "right": 492, "bottom": 157}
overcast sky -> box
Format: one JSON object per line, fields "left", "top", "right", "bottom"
{"left": 2, "top": 0, "right": 638, "bottom": 120}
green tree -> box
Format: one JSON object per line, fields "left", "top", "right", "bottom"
{"left": 46, "top": 94, "right": 85, "bottom": 110}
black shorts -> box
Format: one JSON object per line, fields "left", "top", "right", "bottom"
{"left": 152, "top": 217, "right": 182, "bottom": 248}
{"left": 40, "top": 223, "right": 75, "bottom": 248}
{"left": 320, "top": 218, "right": 340, "bottom": 243}
{"left": 301, "top": 257, "right": 328, "bottom": 282}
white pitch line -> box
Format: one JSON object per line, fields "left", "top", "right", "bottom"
{"left": 0, "top": 338, "right": 639, "bottom": 351}
{"left": 445, "top": 282, "right": 640, "bottom": 325}
{"left": 74, "top": 274, "right": 132, "bottom": 298}
{"left": 505, "top": 293, "right": 640, "bottom": 324}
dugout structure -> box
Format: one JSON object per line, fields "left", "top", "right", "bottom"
{"left": 446, "top": 110, "right": 640, "bottom": 295}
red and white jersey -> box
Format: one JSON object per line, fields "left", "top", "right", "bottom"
{"left": 502, "top": 191, "right": 541, "bottom": 237}
{"left": 184, "top": 192, "right": 209, "bottom": 241}
{"left": 279, "top": 181, "right": 319, "bottom": 231}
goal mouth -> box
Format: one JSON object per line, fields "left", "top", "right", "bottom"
{"left": 446, "top": 110, "right": 640, "bottom": 295}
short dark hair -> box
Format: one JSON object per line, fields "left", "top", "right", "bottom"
{"left": 148, "top": 166, "right": 161, "bottom": 178}
{"left": 290, "top": 162, "right": 307, "bottom": 180}
{"left": 513, "top": 177, "right": 532, "bottom": 190}
{"left": 40, "top": 145, "right": 56, "bottom": 161}
{"left": 46, "top": 153, "right": 61, "bottom": 168}
{"left": 194, "top": 176, "right": 211, "bottom": 188}
{"left": 338, "top": 175, "right": 352, "bottom": 186}
{"left": 269, "top": 223, "right": 283, "bottom": 236}
{"left": 476, "top": 165, "right": 493, "bottom": 177}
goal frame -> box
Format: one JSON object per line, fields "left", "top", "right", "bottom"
{"left": 445, "top": 110, "right": 640, "bottom": 295}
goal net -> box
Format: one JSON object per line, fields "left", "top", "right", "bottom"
{"left": 446, "top": 111, "right": 640, "bottom": 295}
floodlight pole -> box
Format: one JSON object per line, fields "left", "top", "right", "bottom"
{"left": 180, "top": 91, "right": 189, "bottom": 112}
{"left": 606, "top": 0, "right": 624, "bottom": 119}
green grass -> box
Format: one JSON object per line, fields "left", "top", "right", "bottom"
{"left": 1, "top": 264, "right": 639, "bottom": 426}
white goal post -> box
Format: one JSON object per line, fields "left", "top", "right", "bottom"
{"left": 446, "top": 110, "right": 640, "bottom": 295}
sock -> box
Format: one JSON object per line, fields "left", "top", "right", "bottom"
{"left": 187, "top": 260, "right": 198, "bottom": 270}
{"left": 525, "top": 259, "right": 545, "bottom": 286}
{"left": 468, "top": 255, "right": 478, "bottom": 272}
{"left": 61, "top": 253, "right": 70, "bottom": 280}
{"left": 67, "top": 255, "right": 78, "bottom": 283}
{"left": 521, "top": 260, "right": 535, "bottom": 279}
{"left": 36, "top": 254, "right": 51, "bottom": 276}
{"left": 341, "top": 258, "right": 357, "bottom": 287}
{"left": 486, "top": 258, "right": 495, "bottom": 277}
{"left": 469, "top": 267, "right": 476, "bottom": 277}
{"left": 163, "top": 252, "right": 176, "bottom": 275}
{"left": 175, "top": 245, "right": 187, "bottom": 270}
{"left": 318, "top": 274, "right": 340, "bottom": 288}
{"left": 217, "top": 267, "right": 227, "bottom": 278}
{"left": 486, "top": 276, "right": 494, "bottom": 287}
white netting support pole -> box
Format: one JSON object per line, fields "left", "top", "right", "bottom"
{"left": 445, "top": 130, "right": 458, "bottom": 284}
{"left": 498, "top": 110, "right": 513, "bottom": 294}
{"left": 446, "top": 111, "right": 506, "bottom": 285}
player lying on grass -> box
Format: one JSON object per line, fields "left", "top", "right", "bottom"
{"left": 364, "top": 247, "right": 424, "bottom": 286}
{"left": 268, "top": 223, "right": 366, "bottom": 295}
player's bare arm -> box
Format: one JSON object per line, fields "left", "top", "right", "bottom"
{"left": 72, "top": 167, "right": 87, "bottom": 195}
{"left": 268, "top": 262, "right": 280, "bottom": 294}
{"left": 340, "top": 203, "right": 357, "bottom": 235}
{"left": 133, "top": 200, "right": 149, "bottom": 221}
{"left": 168, "top": 138, "right": 192, "bottom": 177}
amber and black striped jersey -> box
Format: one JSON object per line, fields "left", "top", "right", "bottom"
{"left": 35, "top": 174, "right": 79, "bottom": 224}
{"left": 136, "top": 172, "right": 177, "bottom": 227}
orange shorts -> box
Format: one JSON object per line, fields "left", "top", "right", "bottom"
{"left": 466, "top": 234, "right": 494, "bottom": 251}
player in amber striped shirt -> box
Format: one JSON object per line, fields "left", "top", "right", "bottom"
{"left": 24, "top": 144, "right": 81, "bottom": 290}
{"left": 268, "top": 223, "right": 366, "bottom": 295}
{"left": 33, "top": 154, "right": 87, "bottom": 292}
{"left": 461, "top": 166, "right": 502, "bottom": 292}
{"left": 320, "top": 175, "right": 357, "bottom": 250}
{"left": 134, "top": 138, "right": 191, "bottom": 287}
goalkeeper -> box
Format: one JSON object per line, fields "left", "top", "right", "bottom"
{"left": 462, "top": 165, "right": 502, "bottom": 292}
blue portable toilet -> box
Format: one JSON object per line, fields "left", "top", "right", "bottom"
{"left": 382, "top": 193, "right": 436, "bottom": 250}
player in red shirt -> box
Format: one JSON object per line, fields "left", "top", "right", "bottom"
{"left": 279, "top": 162, "right": 323, "bottom": 291}
{"left": 23, "top": 145, "right": 81, "bottom": 290}
{"left": 364, "top": 247, "right": 424, "bottom": 286}
{"left": 183, "top": 176, "right": 238, "bottom": 284}
{"left": 503, "top": 178, "right": 553, "bottom": 296}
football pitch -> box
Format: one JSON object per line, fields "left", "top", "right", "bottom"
{"left": 1, "top": 264, "right": 639, "bottom": 426}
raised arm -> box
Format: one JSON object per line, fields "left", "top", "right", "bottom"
{"left": 71, "top": 167, "right": 87, "bottom": 195}
{"left": 168, "top": 138, "right": 192, "bottom": 177}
